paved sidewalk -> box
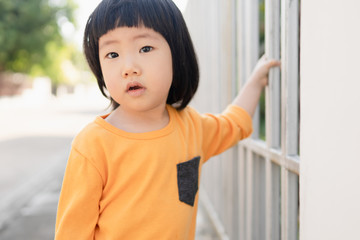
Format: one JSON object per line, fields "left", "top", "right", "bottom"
{"left": 0, "top": 159, "right": 65, "bottom": 240}
{"left": 0, "top": 87, "right": 107, "bottom": 232}
{"left": 0, "top": 89, "right": 220, "bottom": 240}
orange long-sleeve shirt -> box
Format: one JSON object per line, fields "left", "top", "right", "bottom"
{"left": 55, "top": 104, "right": 252, "bottom": 239}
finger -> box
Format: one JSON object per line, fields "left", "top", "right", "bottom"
{"left": 267, "top": 59, "right": 281, "bottom": 68}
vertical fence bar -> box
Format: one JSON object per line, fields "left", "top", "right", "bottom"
{"left": 280, "top": 0, "right": 289, "bottom": 239}
{"left": 236, "top": 0, "right": 247, "bottom": 90}
{"left": 238, "top": 146, "right": 246, "bottom": 240}
{"left": 243, "top": 1, "right": 259, "bottom": 238}
{"left": 244, "top": 0, "right": 260, "bottom": 139}
{"left": 245, "top": 149, "right": 253, "bottom": 240}
{"left": 265, "top": 157, "right": 272, "bottom": 240}
{"left": 252, "top": 154, "right": 266, "bottom": 240}
{"left": 271, "top": 163, "right": 281, "bottom": 240}
{"left": 229, "top": 0, "right": 240, "bottom": 237}
{"left": 265, "top": 0, "right": 281, "bottom": 149}
{"left": 282, "top": 0, "right": 300, "bottom": 156}
{"left": 236, "top": 0, "right": 249, "bottom": 238}
{"left": 288, "top": 172, "right": 299, "bottom": 240}
{"left": 281, "top": 167, "right": 289, "bottom": 240}
{"left": 281, "top": 1, "right": 300, "bottom": 239}
{"left": 265, "top": 0, "right": 281, "bottom": 240}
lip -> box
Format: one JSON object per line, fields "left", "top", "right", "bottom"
{"left": 126, "top": 81, "right": 146, "bottom": 97}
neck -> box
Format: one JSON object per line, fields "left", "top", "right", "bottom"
{"left": 105, "top": 104, "right": 170, "bottom": 133}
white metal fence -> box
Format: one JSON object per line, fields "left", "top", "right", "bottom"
{"left": 186, "top": 0, "right": 301, "bottom": 239}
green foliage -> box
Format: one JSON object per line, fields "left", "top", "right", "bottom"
{"left": 259, "top": 0, "right": 265, "bottom": 57}
{"left": 0, "top": 0, "right": 78, "bottom": 84}
{"left": 31, "top": 42, "right": 77, "bottom": 85}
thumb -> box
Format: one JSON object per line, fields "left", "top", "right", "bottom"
{"left": 267, "top": 59, "right": 281, "bottom": 69}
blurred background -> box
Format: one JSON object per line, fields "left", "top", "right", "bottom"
{"left": 0, "top": 0, "right": 106, "bottom": 239}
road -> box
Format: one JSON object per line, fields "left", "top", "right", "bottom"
{"left": 0, "top": 85, "right": 108, "bottom": 239}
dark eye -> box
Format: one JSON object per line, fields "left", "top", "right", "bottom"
{"left": 106, "top": 52, "right": 119, "bottom": 59}
{"left": 140, "top": 46, "right": 153, "bottom": 53}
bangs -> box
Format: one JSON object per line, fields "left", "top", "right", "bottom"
{"left": 88, "top": 0, "right": 172, "bottom": 45}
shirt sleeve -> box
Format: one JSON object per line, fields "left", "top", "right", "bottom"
{"left": 55, "top": 147, "right": 103, "bottom": 240}
{"left": 200, "top": 104, "right": 253, "bottom": 161}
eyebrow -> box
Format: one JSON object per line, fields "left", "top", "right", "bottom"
{"left": 99, "top": 33, "right": 159, "bottom": 50}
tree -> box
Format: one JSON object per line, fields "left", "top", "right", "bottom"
{"left": 0, "top": 0, "right": 77, "bottom": 79}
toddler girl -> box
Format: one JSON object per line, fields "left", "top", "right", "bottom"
{"left": 55, "top": 0, "right": 280, "bottom": 239}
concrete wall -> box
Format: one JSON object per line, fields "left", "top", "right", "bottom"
{"left": 300, "top": 1, "right": 360, "bottom": 239}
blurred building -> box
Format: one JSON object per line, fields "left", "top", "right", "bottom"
{"left": 0, "top": 73, "right": 32, "bottom": 97}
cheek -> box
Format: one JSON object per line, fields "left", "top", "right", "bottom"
{"left": 101, "top": 64, "right": 112, "bottom": 80}
{"left": 102, "top": 72, "right": 119, "bottom": 95}
{"left": 157, "top": 43, "right": 173, "bottom": 77}
{"left": 103, "top": 78, "right": 113, "bottom": 90}
{"left": 100, "top": 63, "right": 120, "bottom": 88}
{"left": 161, "top": 52, "right": 173, "bottom": 88}
{"left": 161, "top": 63, "right": 173, "bottom": 92}
{"left": 149, "top": 52, "right": 173, "bottom": 88}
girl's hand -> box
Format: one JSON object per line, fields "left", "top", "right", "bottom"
{"left": 249, "top": 55, "right": 281, "bottom": 88}
{"left": 232, "top": 55, "right": 281, "bottom": 117}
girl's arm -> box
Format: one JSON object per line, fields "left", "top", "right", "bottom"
{"left": 233, "top": 56, "right": 281, "bottom": 117}
{"left": 55, "top": 148, "right": 102, "bottom": 239}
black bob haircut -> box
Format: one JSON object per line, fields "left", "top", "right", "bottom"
{"left": 84, "top": 0, "right": 199, "bottom": 110}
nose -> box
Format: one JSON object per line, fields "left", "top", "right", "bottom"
{"left": 121, "top": 56, "right": 141, "bottom": 78}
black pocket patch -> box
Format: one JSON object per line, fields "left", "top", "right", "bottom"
{"left": 177, "top": 156, "right": 201, "bottom": 206}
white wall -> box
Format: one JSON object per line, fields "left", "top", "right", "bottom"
{"left": 300, "top": 1, "right": 360, "bottom": 239}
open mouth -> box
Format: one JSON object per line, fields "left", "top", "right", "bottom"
{"left": 126, "top": 82, "right": 146, "bottom": 96}
{"left": 129, "top": 86, "right": 142, "bottom": 91}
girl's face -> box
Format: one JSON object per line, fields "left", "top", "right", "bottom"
{"left": 99, "top": 26, "right": 173, "bottom": 113}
